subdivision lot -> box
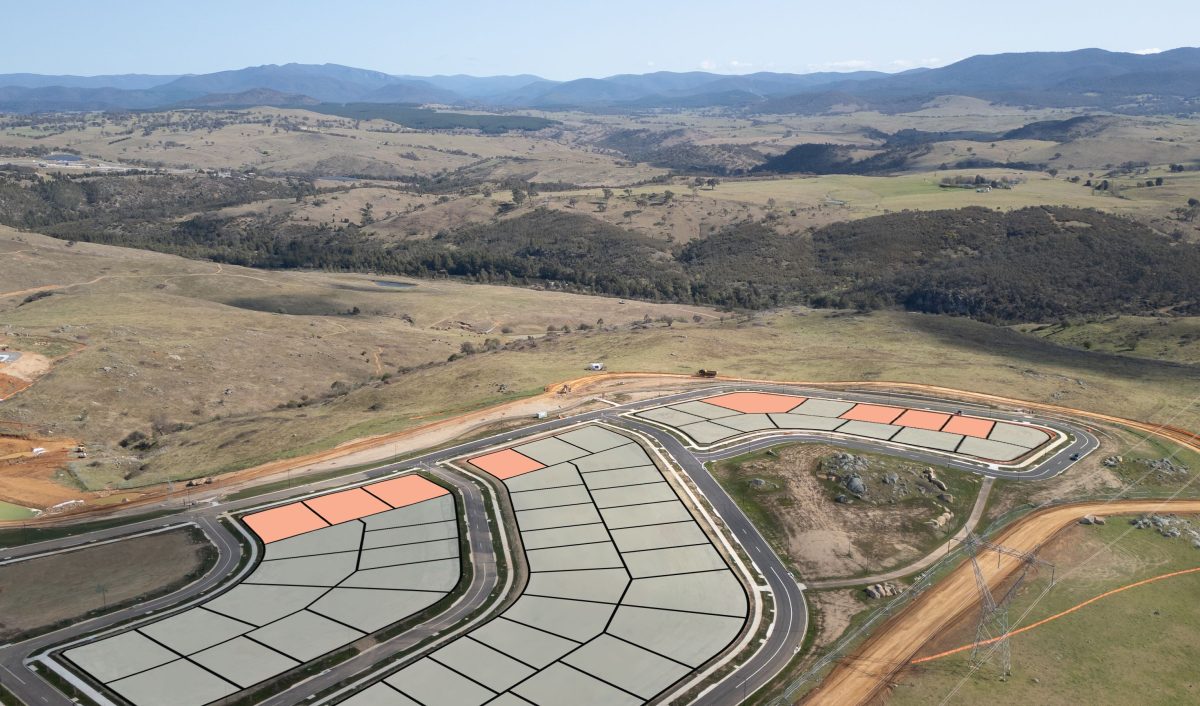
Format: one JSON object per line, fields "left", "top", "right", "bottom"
{"left": 0, "top": 529, "right": 211, "bottom": 641}
{"left": 340, "top": 425, "right": 748, "bottom": 706}
{"left": 634, "top": 391, "right": 1053, "bottom": 462}
{"left": 61, "top": 476, "right": 461, "bottom": 706}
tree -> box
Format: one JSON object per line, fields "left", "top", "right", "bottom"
{"left": 602, "top": 187, "right": 614, "bottom": 200}
{"left": 511, "top": 188, "right": 526, "bottom": 205}
{"left": 706, "top": 178, "right": 719, "bottom": 190}
{"left": 1155, "top": 177, "right": 1164, "bottom": 187}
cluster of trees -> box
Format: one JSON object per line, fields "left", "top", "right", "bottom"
{"left": 8, "top": 171, "right": 1200, "bottom": 325}
{"left": 0, "top": 171, "right": 310, "bottom": 229}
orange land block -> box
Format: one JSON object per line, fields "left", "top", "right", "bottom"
{"left": 244, "top": 502, "right": 329, "bottom": 543}
{"left": 840, "top": 404, "right": 905, "bottom": 424}
{"left": 704, "top": 392, "right": 805, "bottom": 414}
{"left": 366, "top": 475, "right": 449, "bottom": 508}
{"left": 304, "top": 487, "right": 391, "bottom": 524}
{"left": 942, "top": 415, "right": 996, "bottom": 438}
{"left": 894, "top": 409, "right": 952, "bottom": 431}
{"left": 469, "top": 448, "right": 546, "bottom": 479}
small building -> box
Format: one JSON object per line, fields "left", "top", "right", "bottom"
{"left": 588, "top": 362, "right": 605, "bottom": 371}
{"left": 535, "top": 411, "right": 548, "bottom": 419}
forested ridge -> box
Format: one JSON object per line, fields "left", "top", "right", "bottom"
{"left": 3, "top": 171, "right": 1198, "bottom": 322}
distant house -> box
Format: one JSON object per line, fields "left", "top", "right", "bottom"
{"left": 976, "top": 186, "right": 992, "bottom": 193}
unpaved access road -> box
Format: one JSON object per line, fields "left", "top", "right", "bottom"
{"left": 803, "top": 498, "right": 1200, "bottom": 706}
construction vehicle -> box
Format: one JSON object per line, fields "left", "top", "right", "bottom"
{"left": 696, "top": 369, "right": 718, "bottom": 378}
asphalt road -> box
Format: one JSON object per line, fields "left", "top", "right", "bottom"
{"left": 0, "top": 383, "right": 1094, "bottom": 706}
{"left": 0, "top": 516, "right": 245, "bottom": 706}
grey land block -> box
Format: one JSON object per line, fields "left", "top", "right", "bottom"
{"left": 64, "top": 631, "right": 177, "bottom": 684}
{"left": 622, "top": 543, "right": 727, "bottom": 578}
{"left": 608, "top": 605, "right": 744, "bottom": 667}
{"left": 988, "top": 422, "right": 1051, "bottom": 448}
{"left": 519, "top": 522, "right": 611, "bottom": 550}
{"left": 430, "top": 637, "right": 535, "bottom": 692}
{"left": 138, "top": 607, "right": 252, "bottom": 656}
{"left": 469, "top": 618, "right": 577, "bottom": 668}
{"left": 342, "top": 557, "right": 461, "bottom": 592}
{"left": 589, "top": 481, "right": 678, "bottom": 508}
{"left": 513, "top": 662, "right": 641, "bottom": 706}
{"left": 600, "top": 500, "right": 693, "bottom": 529}
{"left": 676, "top": 421, "right": 740, "bottom": 444}
{"left": 190, "top": 636, "right": 299, "bottom": 688}
{"left": 553, "top": 426, "right": 630, "bottom": 453}
{"left": 247, "top": 610, "right": 363, "bottom": 662}
{"left": 514, "top": 437, "right": 591, "bottom": 465}
{"left": 386, "top": 658, "right": 495, "bottom": 706}
{"left": 523, "top": 568, "right": 629, "bottom": 603}
{"left": 106, "top": 659, "right": 238, "bottom": 706}
{"left": 563, "top": 634, "right": 691, "bottom": 699}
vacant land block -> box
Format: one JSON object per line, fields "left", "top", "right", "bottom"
{"left": 62, "top": 475, "right": 461, "bottom": 706}
{"left": 0, "top": 528, "right": 212, "bottom": 641}
{"left": 339, "top": 425, "right": 748, "bottom": 706}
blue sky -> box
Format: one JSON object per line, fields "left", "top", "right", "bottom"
{"left": 7, "top": 0, "right": 1198, "bottom": 79}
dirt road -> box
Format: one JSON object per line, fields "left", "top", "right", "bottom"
{"left": 3, "top": 372, "right": 1196, "bottom": 525}
{"left": 802, "top": 498, "right": 1200, "bottom": 706}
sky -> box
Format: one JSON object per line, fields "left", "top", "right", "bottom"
{"left": 5, "top": 0, "right": 1198, "bottom": 79}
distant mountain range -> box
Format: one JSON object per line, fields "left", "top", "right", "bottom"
{"left": 2, "top": 48, "right": 1198, "bottom": 115}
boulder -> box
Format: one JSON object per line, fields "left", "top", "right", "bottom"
{"left": 938, "top": 493, "right": 954, "bottom": 503}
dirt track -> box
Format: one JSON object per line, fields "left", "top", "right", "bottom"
{"left": 3, "top": 372, "right": 1197, "bottom": 526}
{"left": 801, "top": 498, "right": 1200, "bottom": 706}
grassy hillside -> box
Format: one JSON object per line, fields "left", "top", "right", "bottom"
{"left": 6, "top": 220, "right": 1199, "bottom": 492}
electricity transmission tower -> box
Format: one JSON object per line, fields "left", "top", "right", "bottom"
{"left": 962, "top": 533, "right": 1055, "bottom": 676}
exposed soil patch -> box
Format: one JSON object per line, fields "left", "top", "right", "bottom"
{"left": 0, "top": 434, "right": 86, "bottom": 509}
{"left": 713, "top": 444, "right": 981, "bottom": 580}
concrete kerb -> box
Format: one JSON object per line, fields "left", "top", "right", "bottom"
{"left": 601, "top": 422, "right": 772, "bottom": 706}
{"left": 31, "top": 518, "right": 262, "bottom": 706}
{"left": 307, "top": 462, "right": 516, "bottom": 706}
{"left": 33, "top": 469, "right": 456, "bottom": 706}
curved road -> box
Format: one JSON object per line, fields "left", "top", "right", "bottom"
{"left": 0, "top": 383, "right": 1094, "bottom": 706}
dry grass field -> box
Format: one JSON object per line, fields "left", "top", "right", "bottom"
{"left": 3, "top": 222, "right": 1199, "bottom": 508}
{"left": 891, "top": 518, "right": 1200, "bottom": 706}
{"left": 3, "top": 100, "right": 1199, "bottom": 509}
{"left": 0, "top": 527, "right": 213, "bottom": 640}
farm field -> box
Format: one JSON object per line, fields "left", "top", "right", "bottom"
{"left": 891, "top": 517, "right": 1200, "bottom": 706}
{"left": 0, "top": 527, "right": 214, "bottom": 641}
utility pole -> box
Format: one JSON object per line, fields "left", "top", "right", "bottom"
{"left": 961, "top": 533, "right": 1055, "bottom": 676}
